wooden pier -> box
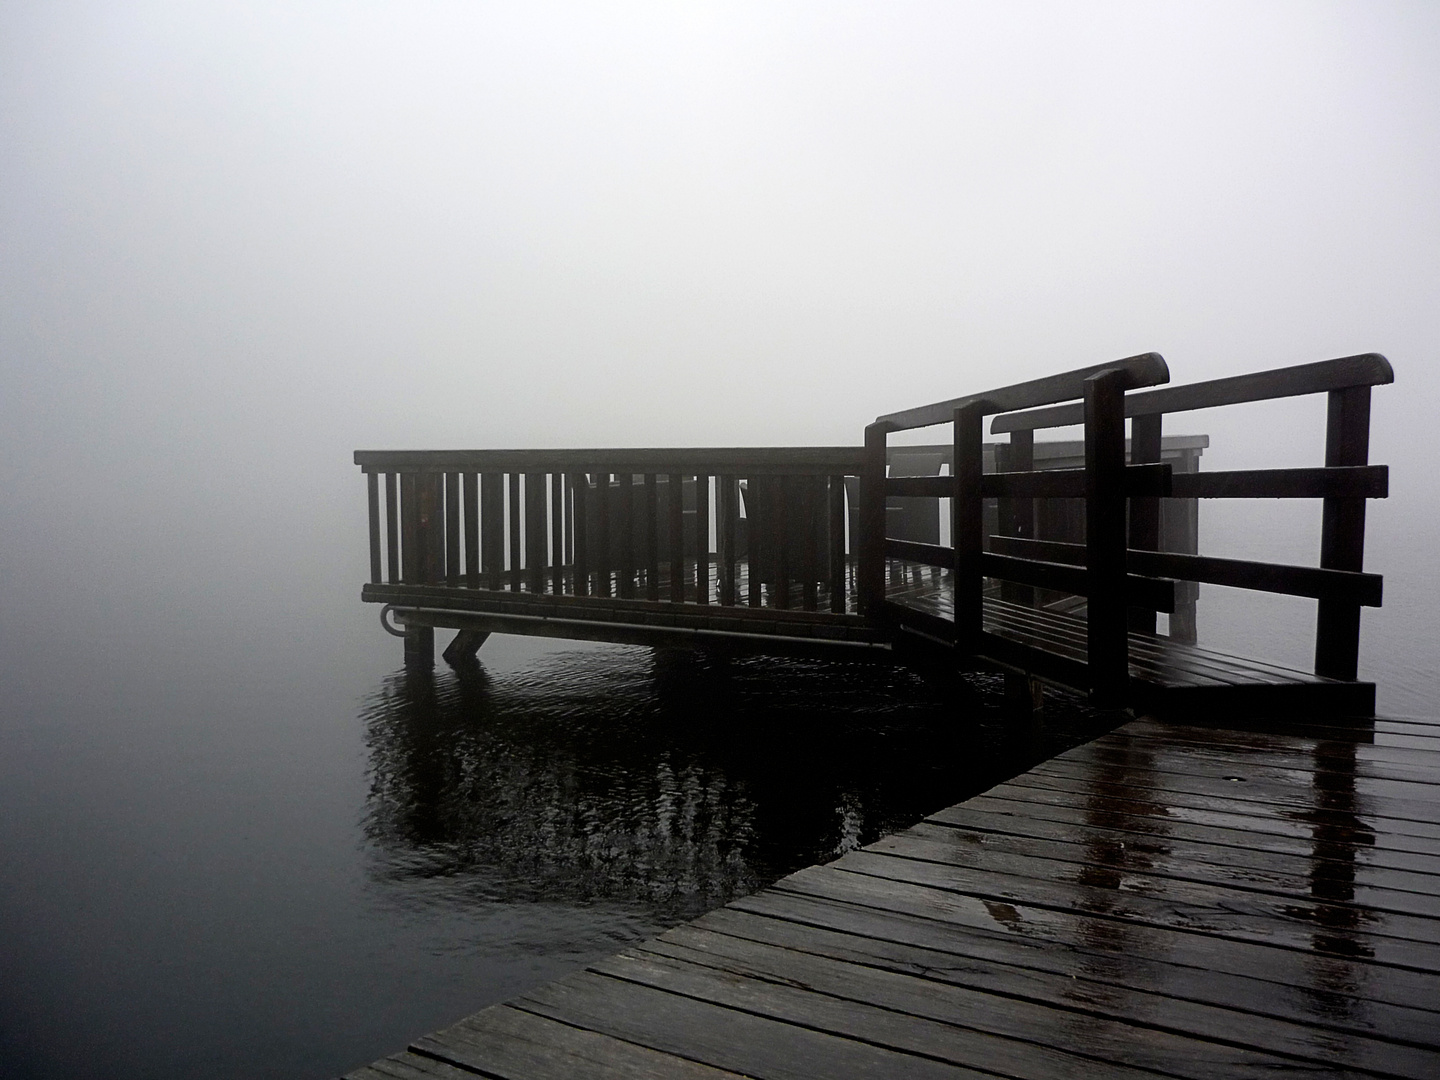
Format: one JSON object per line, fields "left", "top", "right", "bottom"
{"left": 344, "top": 713, "right": 1440, "bottom": 1079}
{"left": 357, "top": 351, "right": 1393, "bottom": 718}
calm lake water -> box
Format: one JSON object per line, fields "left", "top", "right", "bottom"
{"left": 1, "top": 510, "right": 1435, "bottom": 1079}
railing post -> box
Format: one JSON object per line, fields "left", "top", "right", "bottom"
{"left": 508, "top": 473, "right": 522, "bottom": 592}
{"left": 718, "top": 475, "right": 737, "bottom": 606}
{"left": 482, "top": 472, "right": 503, "bottom": 591}
{"left": 1315, "top": 385, "right": 1371, "bottom": 681}
{"left": 366, "top": 471, "right": 382, "bottom": 584}
{"left": 828, "top": 474, "right": 846, "bottom": 614}
{"left": 858, "top": 423, "right": 890, "bottom": 615}
{"left": 444, "top": 471, "right": 461, "bottom": 586}
{"left": 464, "top": 472, "right": 479, "bottom": 588}
{"left": 952, "top": 403, "right": 985, "bottom": 651}
{"left": 384, "top": 473, "right": 399, "bottom": 583}
{"left": 526, "top": 472, "right": 547, "bottom": 593}
{"left": 1085, "top": 369, "right": 1129, "bottom": 704}
{"left": 571, "top": 472, "right": 589, "bottom": 596}
{"left": 996, "top": 430, "right": 1034, "bottom": 606}
{"left": 1127, "top": 413, "right": 1163, "bottom": 634}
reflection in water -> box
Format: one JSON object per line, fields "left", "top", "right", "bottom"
{"left": 361, "top": 646, "right": 1117, "bottom": 923}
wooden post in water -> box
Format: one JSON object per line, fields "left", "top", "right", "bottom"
{"left": 1315, "top": 385, "right": 1371, "bottom": 681}
{"left": 1085, "top": 369, "right": 1129, "bottom": 704}
{"left": 858, "top": 423, "right": 890, "bottom": 615}
{"left": 1127, "top": 413, "right": 1162, "bottom": 634}
{"left": 952, "top": 403, "right": 985, "bottom": 652}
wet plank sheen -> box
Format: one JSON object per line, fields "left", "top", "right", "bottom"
{"left": 343, "top": 715, "right": 1440, "bottom": 1079}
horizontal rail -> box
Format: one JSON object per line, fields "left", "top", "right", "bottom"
{"left": 875, "top": 352, "right": 1169, "bottom": 432}
{"left": 883, "top": 539, "right": 1176, "bottom": 611}
{"left": 355, "top": 447, "right": 866, "bottom": 474}
{"left": 991, "top": 353, "right": 1393, "bottom": 433}
{"left": 1170, "top": 466, "right": 1387, "bottom": 499}
{"left": 885, "top": 463, "right": 1172, "bottom": 500}
{"left": 989, "top": 536, "right": 1383, "bottom": 605}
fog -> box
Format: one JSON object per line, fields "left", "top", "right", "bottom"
{"left": 2, "top": 0, "right": 1438, "bottom": 693}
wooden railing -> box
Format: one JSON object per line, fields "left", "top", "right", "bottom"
{"left": 355, "top": 448, "right": 866, "bottom": 614}
{"left": 988, "top": 353, "right": 1393, "bottom": 683}
{"left": 863, "top": 353, "right": 1174, "bottom": 703}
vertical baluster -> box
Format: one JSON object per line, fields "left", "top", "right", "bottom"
{"left": 1315, "top": 386, "right": 1372, "bottom": 681}
{"left": 718, "top": 475, "right": 737, "bottom": 606}
{"left": 572, "top": 472, "right": 590, "bottom": 597}
{"left": 464, "top": 472, "right": 479, "bottom": 588}
{"left": 551, "top": 472, "right": 564, "bottom": 594}
{"left": 400, "top": 473, "right": 419, "bottom": 583}
{"left": 1084, "top": 369, "right": 1130, "bottom": 704}
{"left": 526, "top": 472, "right": 547, "bottom": 592}
{"left": 695, "top": 475, "right": 710, "bottom": 604}
{"left": 482, "top": 472, "right": 503, "bottom": 590}
{"left": 828, "top": 475, "right": 846, "bottom": 613}
{"left": 668, "top": 473, "right": 684, "bottom": 602}
{"left": 644, "top": 474, "right": 659, "bottom": 601}
{"left": 773, "top": 476, "right": 790, "bottom": 609}
{"left": 595, "top": 471, "right": 611, "bottom": 598}
{"left": 419, "top": 473, "right": 443, "bottom": 584}
{"left": 746, "top": 476, "right": 761, "bottom": 607}
{"left": 508, "top": 473, "right": 522, "bottom": 591}
{"left": 617, "top": 472, "right": 635, "bottom": 599}
{"left": 1127, "top": 415, "right": 1162, "bottom": 633}
{"left": 953, "top": 403, "right": 985, "bottom": 651}
{"left": 801, "top": 477, "right": 818, "bottom": 611}
{"left": 385, "top": 473, "right": 399, "bottom": 583}
{"left": 445, "top": 471, "right": 461, "bottom": 586}
{"left": 367, "top": 471, "right": 382, "bottom": 584}
{"left": 858, "top": 424, "right": 890, "bottom": 615}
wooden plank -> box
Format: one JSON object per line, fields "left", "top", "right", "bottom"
{"left": 635, "top": 923, "right": 1430, "bottom": 1080}
{"left": 482, "top": 472, "right": 504, "bottom": 591}
{"left": 464, "top": 472, "right": 479, "bottom": 589}
{"left": 444, "top": 471, "right": 460, "bottom": 586}
{"left": 1317, "top": 385, "right": 1373, "bottom": 680}
{"left": 989, "top": 535, "right": 1384, "bottom": 606}
{"left": 617, "top": 472, "right": 635, "bottom": 600}
{"left": 571, "top": 471, "right": 589, "bottom": 597}
{"left": 858, "top": 424, "right": 888, "bottom": 614}
{"left": 367, "top": 471, "right": 382, "bottom": 584}
{"left": 801, "top": 478, "right": 818, "bottom": 611}
{"left": 356, "top": 446, "right": 869, "bottom": 474}
{"left": 772, "top": 475, "right": 790, "bottom": 609}
{"left": 400, "top": 473, "right": 419, "bottom": 583}
{"left": 595, "top": 472, "right": 611, "bottom": 599}
{"left": 645, "top": 473, "right": 660, "bottom": 602}
{"left": 718, "top": 475, "right": 736, "bottom": 606}
{"left": 668, "top": 474, "right": 684, "bottom": 603}
{"left": 517, "top": 970, "right": 983, "bottom": 1080}
{"left": 600, "top": 944, "right": 1199, "bottom": 1080}
{"left": 526, "top": 472, "right": 547, "bottom": 593}
{"left": 385, "top": 472, "right": 399, "bottom": 583}
{"left": 877, "top": 352, "right": 1169, "bottom": 431}
{"left": 551, "top": 471, "right": 564, "bottom": 594}
{"left": 714, "top": 894, "right": 1440, "bottom": 1061}
{"left": 1085, "top": 368, "right": 1129, "bottom": 702}
{"left": 991, "top": 353, "right": 1394, "bottom": 433}
{"left": 828, "top": 475, "right": 846, "bottom": 613}
{"left": 415, "top": 1002, "right": 746, "bottom": 1079}
{"left": 1171, "top": 465, "right": 1387, "bottom": 500}
{"left": 952, "top": 402, "right": 984, "bottom": 651}
{"left": 695, "top": 475, "right": 709, "bottom": 605}
{"left": 508, "top": 472, "right": 522, "bottom": 592}
{"left": 343, "top": 1049, "right": 489, "bottom": 1079}
{"left": 874, "top": 822, "right": 1440, "bottom": 920}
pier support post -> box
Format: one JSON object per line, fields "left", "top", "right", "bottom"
{"left": 404, "top": 626, "right": 434, "bottom": 669}
{"left": 442, "top": 628, "right": 490, "bottom": 666}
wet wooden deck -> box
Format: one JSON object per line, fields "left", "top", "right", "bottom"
{"left": 343, "top": 714, "right": 1440, "bottom": 1079}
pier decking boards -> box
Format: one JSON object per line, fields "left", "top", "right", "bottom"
{"left": 343, "top": 714, "right": 1440, "bottom": 1080}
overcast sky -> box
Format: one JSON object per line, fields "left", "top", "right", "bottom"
{"left": 1, "top": 1, "right": 1436, "bottom": 686}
